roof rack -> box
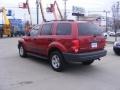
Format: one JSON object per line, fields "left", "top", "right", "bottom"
{"left": 45, "top": 19, "right": 74, "bottom": 22}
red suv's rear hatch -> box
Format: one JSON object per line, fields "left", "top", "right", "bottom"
{"left": 77, "top": 23, "right": 106, "bottom": 53}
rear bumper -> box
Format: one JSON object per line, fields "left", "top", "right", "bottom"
{"left": 63, "top": 50, "right": 107, "bottom": 63}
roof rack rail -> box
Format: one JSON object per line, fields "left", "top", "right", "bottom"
{"left": 45, "top": 19, "right": 74, "bottom": 22}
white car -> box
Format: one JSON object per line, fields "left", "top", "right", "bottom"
{"left": 108, "top": 31, "right": 115, "bottom": 36}
{"left": 103, "top": 32, "right": 109, "bottom": 39}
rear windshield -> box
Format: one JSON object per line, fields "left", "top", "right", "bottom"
{"left": 78, "top": 23, "right": 102, "bottom": 36}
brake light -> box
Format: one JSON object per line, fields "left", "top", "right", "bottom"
{"left": 102, "top": 38, "right": 106, "bottom": 46}
{"left": 104, "top": 39, "right": 107, "bottom": 46}
{"left": 71, "top": 39, "right": 79, "bottom": 53}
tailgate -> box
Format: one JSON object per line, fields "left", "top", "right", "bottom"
{"left": 77, "top": 23, "right": 106, "bottom": 52}
{"left": 78, "top": 36, "right": 105, "bottom": 52}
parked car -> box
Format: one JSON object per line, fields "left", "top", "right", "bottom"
{"left": 18, "top": 20, "right": 107, "bottom": 72}
{"left": 103, "top": 32, "right": 109, "bottom": 39}
{"left": 116, "top": 32, "right": 120, "bottom": 36}
{"left": 108, "top": 31, "right": 115, "bottom": 36}
{"left": 113, "top": 40, "right": 120, "bottom": 55}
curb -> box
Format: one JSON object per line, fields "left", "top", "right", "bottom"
{"left": 107, "top": 41, "right": 114, "bottom": 44}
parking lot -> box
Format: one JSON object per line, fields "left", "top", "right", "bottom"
{"left": 0, "top": 38, "right": 120, "bottom": 90}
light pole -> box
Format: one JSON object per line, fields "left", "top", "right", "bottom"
{"left": 36, "top": 0, "right": 39, "bottom": 24}
{"left": 104, "top": 10, "right": 109, "bottom": 32}
{"left": 112, "top": 2, "right": 120, "bottom": 41}
{"left": 63, "top": 0, "right": 67, "bottom": 20}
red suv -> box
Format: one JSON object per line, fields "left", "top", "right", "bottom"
{"left": 18, "top": 20, "right": 107, "bottom": 71}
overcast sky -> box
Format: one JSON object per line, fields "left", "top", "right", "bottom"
{"left": 1, "top": 0, "right": 117, "bottom": 10}
{"left": 0, "top": 0, "right": 118, "bottom": 24}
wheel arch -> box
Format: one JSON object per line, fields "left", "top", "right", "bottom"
{"left": 48, "top": 47, "right": 63, "bottom": 57}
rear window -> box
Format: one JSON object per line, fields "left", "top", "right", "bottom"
{"left": 78, "top": 23, "right": 102, "bottom": 36}
{"left": 56, "top": 23, "right": 71, "bottom": 35}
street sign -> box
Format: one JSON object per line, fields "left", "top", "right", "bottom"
{"left": 72, "top": 6, "right": 85, "bottom": 14}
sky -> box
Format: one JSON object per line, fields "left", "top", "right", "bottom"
{"left": 0, "top": 0, "right": 118, "bottom": 24}
{"left": 0, "top": 0, "right": 117, "bottom": 10}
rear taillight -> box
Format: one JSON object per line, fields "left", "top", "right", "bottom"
{"left": 71, "top": 39, "right": 79, "bottom": 53}
{"left": 102, "top": 38, "right": 106, "bottom": 46}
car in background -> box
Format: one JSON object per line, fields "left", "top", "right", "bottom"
{"left": 103, "top": 32, "right": 109, "bottom": 39}
{"left": 108, "top": 31, "right": 115, "bottom": 36}
{"left": 113, "top": 40, "right": 120, "bottom": 55}
{"left": 116, "top": 32, "right": 120, "bottom": 36}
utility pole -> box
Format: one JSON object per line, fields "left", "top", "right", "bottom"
{"left": 112, "top": 1, "right": 120, "bottom": 41}
{"left": 103, "top": 10, "right": 110, "bottom": 32}
{"left": 115, "top": 1, "right": 119, "bottom": 41}
{"left": 116, "top": 1, "right": 119, "bottom": 31}
{"left": 63, "top": 0, "right": 67, "bottom": 20}
{"left": 104, "top": 10, "right": 108, "bottom": 32}
{"left": 36, "top": 0, "right": 39, "bottom": 24}
{"left": 112, "top": 4, "right": 117, "bottom": 41}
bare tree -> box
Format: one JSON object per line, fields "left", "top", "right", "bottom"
{"left": 112, "top": 1, "right": 120, "bottom": 41}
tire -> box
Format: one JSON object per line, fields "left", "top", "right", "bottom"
{"left": 19, "top": 45, "right": 27, "bottom": 57}
{"left": 49, "top": 51, "right": 65, "bottom": 72}
{"left": 82, "top": 60, "right": 94, "bottom": 65}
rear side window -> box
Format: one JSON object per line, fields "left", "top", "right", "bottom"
{"left": 41, "top": 23, "right": 52, "bottom": 35}
{"left": 78, "top": 23, "right": 102, "bottom": 36}
{"left": 56, "top": 23, "right": 71, "bottom": 35}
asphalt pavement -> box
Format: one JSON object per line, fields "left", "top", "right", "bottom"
{"left": 0, "top": 38, "right": 120, "bottom": 90}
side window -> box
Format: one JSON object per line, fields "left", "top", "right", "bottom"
{"left": 30, "top": 30, "right": 39, "bottom": 36}
{"left": 32, "top": 25, "right": 40, "bottom": 31}
{"left": 56, "top": 23, "right": 71, "bottom": 35}
{"left": 41, "top": 24, "right": 52, "bottom": 35}
{"left": 30, "top": 25, "right": 40, "bottom": 36}
{"left": 78, "top": 23, "right": 102, "bottom": 36}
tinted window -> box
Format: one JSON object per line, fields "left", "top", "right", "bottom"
{"left": 30, "top": 30, "right": 39, "bottom": 36}
{"left": 31, "top": 25, "right": 40, "bottom": 30}
{"left": 41, "top": 24, "right": 52, "bottom": 35}
{"left": 78, "top": 23, "right": 102, "bottom": 36}
{"left": 29, "top": 25, "right": 40, "bottom": 36}
{"left": 56, "top": 23, "right": 71, "bottom": 35}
